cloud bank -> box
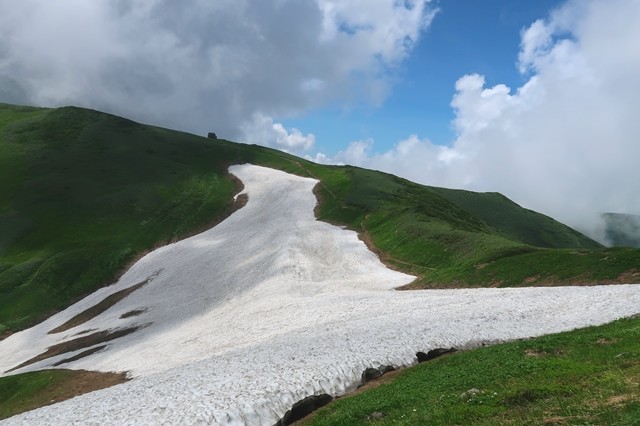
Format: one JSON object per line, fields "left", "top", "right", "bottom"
{"left": 316, "top": 0, "right": 640, "bottom": 242}
{"left": 0, "top": 0, "right": 434, "bottom": 149}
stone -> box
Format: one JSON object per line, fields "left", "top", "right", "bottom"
{"left": 416, "top": 347, "right": 457, "bottom": 363}
{"left": 361, "top": 367, "right": 382, "bottom": 384}
{"left": 276, "top": 393, "right": 333, "bottom": 426}
{"left": 359, "top": 365, "right": 396, "bottom": 388}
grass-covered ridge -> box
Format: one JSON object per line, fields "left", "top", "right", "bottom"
{"left": 0, "top": 103, "right": 291, "bottom": 334}
{"left": 1, "top": 103, "right": 639, "bottom": 335}
{"left": 308, "top": 165, "right": 638, "bottom": 288}
{"left": 303, "top": 315, "right": 640, "bottom": 426}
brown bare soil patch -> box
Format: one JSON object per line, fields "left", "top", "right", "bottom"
{"left": 524, "top": 348, "right": 565, "bottom": 358}
{"left": 617, "top": 269, "right": 640, "bottom": 283}
{"left": 73, "top": 328, "right": 98, "bottom": 336}
{"left": 524, "top": 349, "right": 546, "bottom": 358}
{"left": 119, "top": 308, "right": 148, "bottom": 319}
{"left": 48, "top": 278, "right": 152, "bottom": 334}
{"left": 606, "top": 394, "right": 636, "bottom": 407}
{"left": 6, "top": 324, "right": 147, "bottom": 373}
{"left": 543, "top": 416, "right": 569, "bottom": 424}
{"left": 0, "top": 369, "right": 128, "bottom": 420}
{"left": 52, "top": 345, "right": 108, "bottom": 366}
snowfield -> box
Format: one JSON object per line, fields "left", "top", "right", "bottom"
{"left": 1, "top": 164, "right": 639, "bottom": 425}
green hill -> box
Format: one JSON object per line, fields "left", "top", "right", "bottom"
{"left": 432, "top": 187, "right": 598, "bottom": 249}
{"left": 1, "top": 103, "right": 638, "bottom": 335}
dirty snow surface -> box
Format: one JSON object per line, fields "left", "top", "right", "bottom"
{"left": 1, "top": 164, "right": 640, "bottom": 425}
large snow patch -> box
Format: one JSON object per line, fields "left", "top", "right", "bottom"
{"left": 1, "top": 164, "right": 639, "bottom": 425}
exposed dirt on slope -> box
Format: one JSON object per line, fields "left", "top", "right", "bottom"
{"left": 48, "top": 279, "right": 151, "bottom": 334}
{"left": 0, "top": 369, "right": 129, "bottom": 421}
{"left": 6, "top": 325, "right": 147, "bottom": 373}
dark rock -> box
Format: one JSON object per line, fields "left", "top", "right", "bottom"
{"left": 207, "top": 132, "right": 218, "bottom": 139}
{"left": 416, "top": 347, "right": 457, "bottom": 363}
{"left": 379, "top": 365, "right": 395, "bottom": 374}
{"left": 275, "top": 393, "right": 333, "bottom": 426}
{"left": 361, "top": 367, "right": 382, "bottom": 384}
{"left": 358, "top": 365, "right": 396, "bottom": 388}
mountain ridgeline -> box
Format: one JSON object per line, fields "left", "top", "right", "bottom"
{"left": 1, "top": 103, "right": 639, "bottom": 334}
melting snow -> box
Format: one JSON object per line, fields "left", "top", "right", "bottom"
{"left": 1, "top": 164, "right": 639, "bottom": 425}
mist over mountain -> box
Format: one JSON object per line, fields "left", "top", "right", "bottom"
{"left": 602, "top": 213, "right": 640, "bottom": 248}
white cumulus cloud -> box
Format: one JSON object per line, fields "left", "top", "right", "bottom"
{"left": 241, "top": 113, "right": 315, "bottom": 152}
{"left": 315, "top": 0, "right": 640, "bottom": 242}
{"left": 0, "top": 0, "right": 435, "bottom": 142}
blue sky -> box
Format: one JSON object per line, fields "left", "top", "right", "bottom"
{"left": 284, "top": 0, "right": 562, "bottom": 155}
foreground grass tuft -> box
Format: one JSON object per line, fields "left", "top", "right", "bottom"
{"left": 304, "top": 316, "right": 640, "bottom": 425}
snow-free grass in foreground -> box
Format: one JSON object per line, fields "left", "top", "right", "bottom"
{"left": 1, "top": 164, "right": 639, "bottom": 425}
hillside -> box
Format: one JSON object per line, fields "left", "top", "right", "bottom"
{"left": 1, "top": 103, "right": 639, "bottom": 335}
{"left": 1, "top": 164, "right": 639, "bottom": 424}
{"left": 0, "top": 103, "right": 639, "bottom": 423}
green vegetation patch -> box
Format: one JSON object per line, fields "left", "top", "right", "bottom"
{"left": 1, "top": 103, "right": 639, "bottom": 334}
{"left": 0, "top": 103, "right": 326, "bottom": 334}
{"left": 1, "top": 104, "right": 639, "bottom": 419}
{"left": 302, "top": 165, "right": 638, "bottom": 288}
{"left": 0, "top": 369, "right": 128, "bottom": 420}
{"left": 304, "top": 316, "right": 640, "bottom": 426}
{"left": 0, "top": 104, "right": 254, "bottom": 332}
{"left": 0, "top": 103, "right": 638, "bottom": 332}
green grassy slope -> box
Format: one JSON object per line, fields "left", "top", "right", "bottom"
{"left": 307, "top": 165, "right": 638, "bottom": 288}
{"left": 1, "top": 103, "right": 639, "bottom": 335}
{"left": 1, "top": 104, "right": 639, "bottom": 420}
{"left": 305, "top": 315, "right": 640, "bottom": 426}
{"left": 432, "top": 187, "right": 599, "bottom": 249}
{"left": 0, "top": 104, "right": 276, "bottom": 333}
